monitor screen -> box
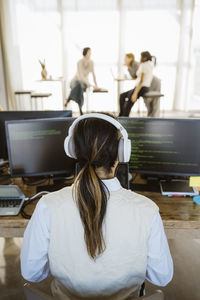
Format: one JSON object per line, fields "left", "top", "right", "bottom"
{"left": 0, "top": 110, "right": 72, "bottom": 159}
{"left": 6, "top": 118, "right": 75, "bottom": 177}
{"left": 119, "top": 117, "right": 200, "bottom": 176}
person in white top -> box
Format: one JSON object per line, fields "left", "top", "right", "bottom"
{"left": 119, "top": 51, "right": 154, "bottom": 117}
{"left": 122, "top": 53, "right": 161, "bottom": 118}
{"left": 65, "top": 47, "right": 99, "bottom": 115}
{"left": 20, "top": 113, "right": 173, "bottom": 300}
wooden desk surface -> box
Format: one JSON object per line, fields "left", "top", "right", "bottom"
{"left": 1, "top": 179, "right": 200, "bottom": 238}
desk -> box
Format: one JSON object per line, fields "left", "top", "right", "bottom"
{"left": 0, "top": 179, "right": 200, "bottom": 239}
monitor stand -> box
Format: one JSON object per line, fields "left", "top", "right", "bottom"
{"left": 36, "top": 175, "right": 74, "bottom": 193}
{"left": 131, "top": 180, "right": 161, "bottom": 193}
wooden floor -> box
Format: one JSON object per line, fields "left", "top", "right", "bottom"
{"left": 146, "top": 239, "right": 200, "bottom": 299}
{"left": 0, "top": 238, "right": 200, "bottom": 299}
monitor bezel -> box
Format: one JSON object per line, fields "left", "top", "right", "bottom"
{"left": 118, "top": 117, "right": 200, "bottom": 177}
{"left": 0, "top": 110, "right": 72, "bottom": 159}
{"left": 5, "top": 117, "right": 75, "bottom": 178}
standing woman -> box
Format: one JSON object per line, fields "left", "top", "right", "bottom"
{"left": 65, "top": 47, "right": 99, "bottom": 115}
{"left": 119, "top": 51, "right": 154, "bottom": 117}
{"left": 21, "top": 113, "right": 173, "bottom": 299}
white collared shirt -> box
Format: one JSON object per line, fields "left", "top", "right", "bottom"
{"left": 136, "top": 61, "right": 153, "bottom": 87}
{"left": 20, "top": 178, "right": 173, "bottom": 287}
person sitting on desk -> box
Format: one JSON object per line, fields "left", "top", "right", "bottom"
{"left": 119, "top": 51, "right": 155, "bottom": 117}
{"left": 21, "top": 113, "right": 173, "bottom": 299}
{"left": 126, "top": 53, "right": 161, "bottom": 118}
{"left": 65, "top": 47, "right": 99, "bottom": 115}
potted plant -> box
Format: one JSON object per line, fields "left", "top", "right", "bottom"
{"left": 39, "top": 59, "right": 48, "bottom": 80}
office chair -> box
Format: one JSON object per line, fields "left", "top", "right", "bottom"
{"left": 24, "top": 283, "right": 53, "bottom": 300}
{"left": 24, "top": 283, "right": 164, "bottom": 300}
{"left": 139, "top": 290, "right": 164, "bottom": 300}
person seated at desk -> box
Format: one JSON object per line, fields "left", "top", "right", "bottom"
{"left": 119, "top": 51, "right": 156, "bottom": 117}
{"left": 125, "top": 53, "right": 139, "bottom": 80}
{"left": 123, "top": 53, "right": 161, "bottom": 118}
{"left": 20, "top": 113, "right": 173, "bottom": 299}
{"left": 65, "top": 47, "right": 99, "bottom": 115}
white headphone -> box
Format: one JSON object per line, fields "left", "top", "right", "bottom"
{"left": 64, "top": 113, "right": 131, "bottom": 163}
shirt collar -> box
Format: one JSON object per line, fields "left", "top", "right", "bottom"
{"left": 101, "top": 177, "right": 122, "bottom": 192}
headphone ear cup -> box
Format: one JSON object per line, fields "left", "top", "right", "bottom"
{"left": 126, "top": 139, "right": 131, "bottom": 162}
{"left": 64, "top": 136, "right": 77, "bottom": 159}
{"left": 118, "top": 138, "right": 124, "bottom": 162}
{"left": 118, "top": 138, "right": 131, "bottom": 163}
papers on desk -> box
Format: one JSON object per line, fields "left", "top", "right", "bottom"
{"left": 189, "top": 176, "right": 200, "bottom": 189}
{"left": 160, "top": 180, "right": 199, "bottom": 197}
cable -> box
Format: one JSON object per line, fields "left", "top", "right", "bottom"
{"left": 20, "top": 191, "right": 50, "bottom": 219}
{"left": 28, "top": 191, "right": 50, "bottom": 200}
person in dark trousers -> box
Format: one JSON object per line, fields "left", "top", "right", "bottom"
{"left": 65, "top": 47, "right": 99, "bottom": 115}
{"left": 123, "top": 53, "right": 161, "bottom": 117}
{"left": 119, "top": 51, "right": 154, "bottom": 117}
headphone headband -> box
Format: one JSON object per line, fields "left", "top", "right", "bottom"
{"left": 68, "top": 113, "right": 128, "bottom": 139}
{"left": 64, "top": 113, "right": 131, "bottom": 162}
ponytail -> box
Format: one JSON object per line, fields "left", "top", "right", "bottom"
{"left": 73, "top": 162, "right": 109, "bottom": 259}
{"left": 151, "top": 55, "right": 157, "bottom": 66}
{"left": 72, "top": 117, "right": 119, "bottom": 260}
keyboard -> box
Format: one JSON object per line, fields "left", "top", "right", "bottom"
{"left": 0, "top": 185, "right": 25, "bottom": 216}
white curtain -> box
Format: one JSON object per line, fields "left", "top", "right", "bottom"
{"left": 185, "top": 0, "right": 200, "bottom": 112}
{"left": 0, "top": 34, "right": 7, "bottom": 110}
{"left": 173, "top": 0, "right": 195, "bottom": 111}
{"left": 0, "top": 0, "right": 23, "bottom": 110}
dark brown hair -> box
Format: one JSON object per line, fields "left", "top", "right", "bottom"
{"left": 82, "top": 47, "right": 91, "bottom": 56}
{"left": 72, "top": 117, "right": 119, "bottom": 259}
{"left": 141, "top": 51, "right": 156, "bottom": 66}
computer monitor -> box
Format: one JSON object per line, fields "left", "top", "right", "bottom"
{"left": 0, "top": 110, "right": 72, "bottom": 159}
{"left": 6, "top": 118, "right": 75, "bottom": 177}
{"left": 119, "top": 117, "right": 200, "bottom": 176}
